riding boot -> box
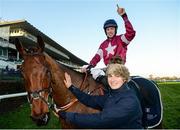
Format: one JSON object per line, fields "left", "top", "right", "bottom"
{"left": 96, "top": 75, "right": 110, "bottom": 92}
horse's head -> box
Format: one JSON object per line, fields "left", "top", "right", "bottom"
{"left": 15, "top": 36, "right": 51, "bottom": 126}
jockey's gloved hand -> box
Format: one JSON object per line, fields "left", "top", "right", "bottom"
{"left": 86, "top": 64, "right": 94, "bottom": 74}
{"left": 90, "top": 69, "right": 105, "bottom": 80}
{"left": 58, "top": 111, "right": 66, "bottom": 119}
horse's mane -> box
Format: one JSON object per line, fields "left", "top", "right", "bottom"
{"left": 44, "top": 52, "right": 83, "bottom": 75}
{"left": 58, "top": 62, "right": 84, "bottom": 75}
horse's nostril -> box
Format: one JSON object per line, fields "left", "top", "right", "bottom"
{"left": 30, "top": 112, "right": 50, "bottom": 126}
{"left": 43, "top": 113, "right": 49, "bottom": 122}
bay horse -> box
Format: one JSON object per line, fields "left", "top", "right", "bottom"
{"left": 14, "top": 36, "right": 103, "bottom": 128}
{"left": 14, "top": 36, "right": 163, "bottom": 128}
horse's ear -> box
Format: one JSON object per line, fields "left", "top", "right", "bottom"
{"left": 14, "top": 38, "right": 26, "bottom": 58}
{"left": 37, "top": 35, "right": 45, "bottom": 53}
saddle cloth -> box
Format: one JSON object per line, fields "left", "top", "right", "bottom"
{"left": 128, "top": 76, "right": 163, "bottom": 128}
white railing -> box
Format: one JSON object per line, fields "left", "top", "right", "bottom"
{"left": 0, "top": 92, "right": 27, "bottom": 100}
{"left": 0, "top": 59, "right": 17, "bottom": 69}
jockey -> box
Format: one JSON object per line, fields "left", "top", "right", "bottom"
{"left": 82, "top": 5, "right": 136, "bottom": 88}
{"left": 57, "top": 64, "right": 143, "bottom": 129}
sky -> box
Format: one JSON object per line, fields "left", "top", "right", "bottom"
{"left": 0, "top": 0, "right": 179, "bottom": 78}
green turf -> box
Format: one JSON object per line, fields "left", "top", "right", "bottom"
{"left": 0, "top": 103, "right": 60, "bottom": 129}
{"left": 158, "top": 82, "right": 180, "bottom": 128}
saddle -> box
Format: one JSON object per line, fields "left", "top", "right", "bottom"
{"left": 128, "top": 76, "right": 163, "bottom": 128}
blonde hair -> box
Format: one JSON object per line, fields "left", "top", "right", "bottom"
{"left": 106, "top": 63, "right": 130, "bottom": 81}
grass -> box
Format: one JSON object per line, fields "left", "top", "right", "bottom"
{"left": 158, "top": 82, "right": 180, "bottom": 129}
{"left": 0, "top": 82, "right": 179, "bottom": 128}
{"left": 0, "top": 103, "right": 60, "bottom": 129}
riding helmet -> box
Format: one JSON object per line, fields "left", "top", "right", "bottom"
{"left": 103, "top": 19, "right": 118, "bottom": 30}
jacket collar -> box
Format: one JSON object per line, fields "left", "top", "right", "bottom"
{"left": 110, "top": 83, "right": 129, "bottom": 94}
{"left": 107, "top": 35, "right": 116, "bottom": 42}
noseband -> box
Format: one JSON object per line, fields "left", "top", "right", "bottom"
{"left": 27, "top": 87, "right": 53, "bottom": 108}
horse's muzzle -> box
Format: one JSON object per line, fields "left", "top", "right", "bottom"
{"left": 30, "top": 112, "right": 50, "bottom": 126}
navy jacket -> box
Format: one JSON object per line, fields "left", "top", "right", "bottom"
{"left": 65, "top": 83, "right": 143, "bottom": 129}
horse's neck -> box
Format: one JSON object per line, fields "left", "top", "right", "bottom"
{"left": 44, "top": 53, "right": 62, "bottom": 73}
{"left": 44, "top": 53, "right": 82, "bottom": 85}
{"left": 44, "top": 53, "right": 73, "bottom": 105}
{"left": 62, "top": 66, "right": 83, "bottom": 85}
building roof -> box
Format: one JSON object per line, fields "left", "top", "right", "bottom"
{"left": 0, "top": 20, "right": 88, "bottom": 65}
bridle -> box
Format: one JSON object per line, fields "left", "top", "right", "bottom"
{"left": 22, "top": 51, "right": 54, "bottom": 109}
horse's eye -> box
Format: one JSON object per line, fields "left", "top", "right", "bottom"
{"left": 47, "top": 71, "right": 51, "bottom": 76}
{"left": 20, "top": 65, "right": 24, "bottom": 72}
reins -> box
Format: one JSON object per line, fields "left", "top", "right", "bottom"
{"left": 79, "top": 71, "right": 88, "bottom": 90}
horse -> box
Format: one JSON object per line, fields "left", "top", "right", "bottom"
{"left": 14, "top": 36, "right": 103, "bottom": 128}
{"left": 14, "top": 36, "right": 163, "bottom": 129}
